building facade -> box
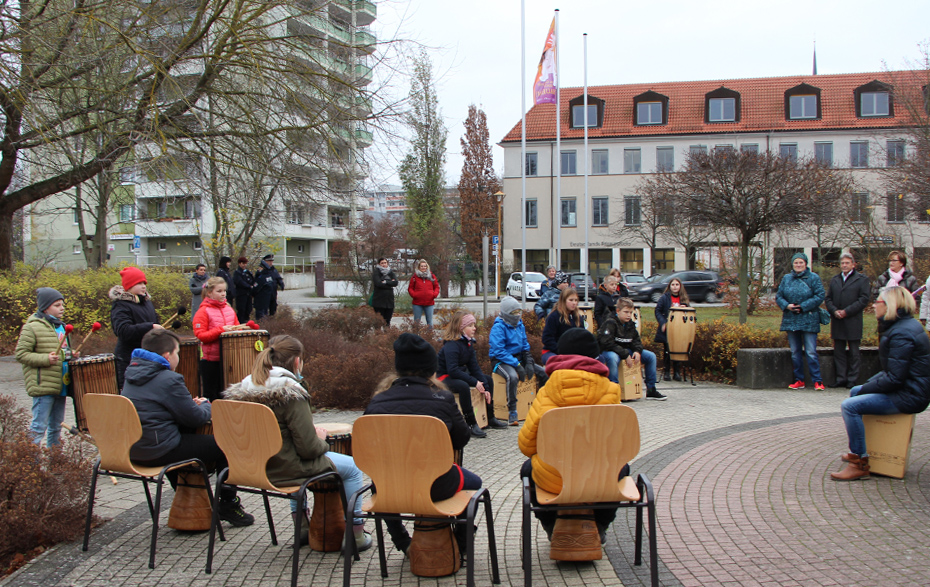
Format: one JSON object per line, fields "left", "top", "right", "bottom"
{"left": 499, "top": 71, "right": 926, "bottom": 282}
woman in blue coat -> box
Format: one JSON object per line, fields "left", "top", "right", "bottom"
{"left": 776, "top": 252, "right": 825, "bottom": 390}
{"left": 831, "top": 286, "right": 930, "bottom": 480}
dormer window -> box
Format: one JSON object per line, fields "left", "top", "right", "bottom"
{"left": 785, "top": 83, "right": 822, "bottom": 120}
{"left": 569, "top": 95, "right": 604, "bottom": 128}
{"left": 705, "top": 87, "right": 741, "bottom": 123}
{"left": 633, "top": 91, "right": 668, "bottom": 126}
{"left": 854, "top": 81, "right": 893, "bottom": 118}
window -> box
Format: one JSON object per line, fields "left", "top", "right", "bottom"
{"left": 561, "top": 151, "right": 577, "bottom": 175}
{"left": 119, "top": 204, "right": 136, "bottom": 223}
{"left": 789, "top": 95, "right": 817, "bottom": 119}
{"left": 689, "top": 145, "right": 707, "bottom": 157}
{"left": 887, "top": 140, "right": 905, "bottom": 167}
{"left": 815, "top": 142, "right": 833, "bottom": 167}
{"left": 715, "top": 144, "right": 734, "bottom": 154}
{"left": 860, "top": 92, "right": 890, "bottom": 117}
{"left": 592, "top": 197, "right": 608, "bottom": 226}
{"left": 297, "top": 244, "right": 305, "bottom": 253}
{"left": 654, "top": 249, "right": 675, "bottom": 272}
{"left": 183, "top": 199, "right": 201, "bottom": 219}
{"left": 919, "top": 196, "right": 930, "bottom": 223}
{"left": 156, "top": 201, "right": 167, "bottom": 219}
{"left": 560, "top": 198, "right": 576, "bottom": 227}
{"left": 740, "top": 144, "right": 759, "bottom": 154}
{"left": 887, "top": 193, "right": 906, "bottom": 223}
{"left": 624, "top": 196, "right": 641, "bottom": 226}
{"left": 636, "top": 102, "right": 662, "bottom": 125}
{"left": 73, "top": 208, "right": 80, "bottom": 224}
{"left": 73, "top": 244, "right": 81, "bottom": 255}
{"left": 119, "top": 167, "right": 137, "bottom": 184}
{"left": 623, "top": 149, "right": 641, "bottom": 173}
{"left": 620, "top": 249, "right": 643, "bottom": 271}
{"left": 779, "top": 143, "right": 798, "bottom": 163}
{"left": 850, "top": 141, "right": 869, "bottom": 168}
{"left": 656, "top": 147, "right": 674, "bottom": 172}
{"left": 525, "top": 152, "right": 538, "bottom": 176}
{"left": 708, "top": 98, "right": 736, "bottom": 122}
{"left": 193, "top": 240, "right": 202, "bottom": 250}
{"left": 157, "top": 242, "right": 167, "bottom": 251}
{"left": 851, "top": 193, "right": 870, "bottom": 223}
{"left": 330, "top": 209, "right": 346, "bottom": 227}
{"left": 591, "top": 150, "right": 609, "bottom": 175}
{"left": 656, "top": 198, "right": 674, "bottom": 226}
{"left": 571, "top": 104, "right": 598, "bottom": 128}
{"left": 286, "top": 202, "right": 304, "bottom": 224}
{"left": 525, "top": 199, "right": 538, "bottom": 228}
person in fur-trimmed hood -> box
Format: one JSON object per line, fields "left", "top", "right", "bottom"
{"left": 223, "top": 334, "right": 372, "bottom": 551}
{"left": 110, "top": 266, "right": 162, "bottom": 389}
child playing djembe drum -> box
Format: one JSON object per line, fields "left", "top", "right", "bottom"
{"left": 193, "top": 277, "right": 239, "bottom": 401}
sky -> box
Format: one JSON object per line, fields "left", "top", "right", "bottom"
{"left": 367, "top": 0, "right": 930, "bottom": 189}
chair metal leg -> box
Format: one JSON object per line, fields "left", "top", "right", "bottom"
{"left": 291, "top": 491, "right": 304, "bottom": 587}
{"left": 644, "top": 481, "right": 659, "bottom": 587}
{"left": 141, "top": 479, "right": 155, "bottom": 519}
{"left": 261, "top": 490, "right": 276, "bottom": 546}
{"left": 374, "top": 517, "right": 387, "bottom": 577}
{"left": 521, "top": 477, "right": 532, "bottom": 587}
{"left": 149, "top": 479, "right": 165, "bottom": 569}
{"left": 482, "top": 492, "right": 501, "bottom": 584}
{"left": 82, "top": 460, "right": 101, "bottom": 552}
{"left": 200, "top": 467, "right": 224, "bottom": 543}
{"left": 343, "top": 485, "right": 367, "bottom": 587}
{"left": 205, "top": 471, "right": 228, "bottom": 574}
{"left": 465, "top": 507, "right": 476, "bottom": 587}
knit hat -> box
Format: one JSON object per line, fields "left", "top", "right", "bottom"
{"left": 791, "top": 252, "right": 809, "bottom": 271}
{"left": 557, "top": 328, "right": 601, "bottom": 359}
{"left": 461, "top": 314, "right": 476, "bottom": 329}
{"left": 499, "top": 296, "right": 522, "bottom": 326}
{"left": 238, "top": 256, "right": 249, "bottom": 264}
{"left": 120, "top": 266, "right": 147, "bottom": 290}
{"left": 262, "top": 254, "right": 274, "bottom": 261}
{"left": 36, "top": 287, "right": 64, "bottom": 313}
{"left": 393, "top": 333, "right": 438, "bottom": 375}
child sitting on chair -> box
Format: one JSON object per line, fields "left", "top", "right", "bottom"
{"left": 598, "top": 298, "right": 666, "bottom": 400}
{"left": 223, "top": 335, "right": 372, "bottom": 551}
{"left": 490, "top": 296, "right": 548, "bottom": 425}
{"left": 364, "top": 332, "right": 481, "bottom": 554}
{"left": 518, "top": 328, "right": 629, "bottom": 544}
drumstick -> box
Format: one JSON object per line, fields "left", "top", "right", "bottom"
{"left": 73, "top": 322, "right": 102, "bottom": 355}
{"left": 54, "top": 324, "right": 74, "bottom": 355}
{"left": 246, "top": 320, "right": 259, "bottom": 330}
{"left": 162, "top": 306, "right": 187, "bottom": 328}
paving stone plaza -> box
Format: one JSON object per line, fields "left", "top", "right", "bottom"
{"left": 2, "top": 311, "right": 929, "bottom": 586}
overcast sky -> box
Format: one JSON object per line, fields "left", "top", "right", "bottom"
{"left": 368, "top": 0, "right": 929, "bottom": 188}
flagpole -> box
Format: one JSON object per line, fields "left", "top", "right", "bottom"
{"left": 554, "top": 9, "right": 561, "bottom": 272}
{"left": 520, "top": 0, "right": 527, "bottom": 307}
{"left": 583, "top": 33, "right": 590, "bottom": 294}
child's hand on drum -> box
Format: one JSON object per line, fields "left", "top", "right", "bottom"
{"left": 48, "top": 352, "right": 59, "bottom": 364}
{"left": 315, "top": 426, "right": 327, "bottom": 440}
{"left": 222, "top": 325, "right": 237, "bottom": 331}
{"left": 193, "top": 397, "right": 209, "bottom": 405}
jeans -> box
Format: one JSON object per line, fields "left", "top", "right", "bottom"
{"left": 840, "top": 385, "right": 900, "bottom": 456}
{"left": 412, "top": 304, "right": 435, "bottom": 327}
{"left": 290, "top": 452, "right": 365, "bottom": 526}
{"left": 601, "top": 350, "right": 657, "bottom": 387}
{"left": 30, "top": 394, "right": 67, "bottom": 446}
{"left": 787, "top": 330, "right": 822, "bottom": 383}
{"left": 493, "top": 361, "right": 547, "bottom": 412}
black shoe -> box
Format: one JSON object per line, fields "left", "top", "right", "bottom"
{"left": 599, "top": 530, "right": 607, "bottom": 545}
{"left": 829, "top": 382, "right": 847, "bottom": 388}
{"left": 646, "top": 387, "right": 667, "bottom": 401}
{"left": 219, "top": 496, "right": 255, "bottom": 527}
{"left": 487, "top": 417, "right": 508, "bottom": 429}
{"left": 662, "top": 371, "right": 671, "bottom": 382}
{"left": 470, "top": 423, "right": 487, "bottom": 438}
{"left": 673, "top": 373, "right": 683, "bottom": 382}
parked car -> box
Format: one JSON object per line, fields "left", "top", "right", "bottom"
{"left": 506, "top": 271, "right": 546, "bottom": 300}
{"left": 627, "top": 271, "right": 726, "bottom": 303}
{"left": 567, "top": 273, "right": 597, "bottom": 301}
{"left": 620, "top": 273, "right": 647, "bottom": 291}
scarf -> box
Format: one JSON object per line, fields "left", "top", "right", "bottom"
{"left": 415, "top": 268, "right": 434, "bottom": 281}
{"left": 377, "top": 265, "right": 392, "bottom": 277}
{"left": 886, "top": 267, "right": 905, "bottom": 288}
{"left": 36, "top": 311, "right": 64, "bottom": 327}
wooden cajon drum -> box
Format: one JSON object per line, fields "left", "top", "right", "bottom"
{"left": 579, "top": 303, "right": 596, "bottom": 334}
{"left": 453, "top": 387, "right": 489, "bottom": 428}
{"left": 492, "top": 372, "right": 536, "bottom": 421}
{"left": 619, "top": 362, "right": 643, "bottom": 401}
{"left": 864, "top": 413, "right": 915, "bottom": 479}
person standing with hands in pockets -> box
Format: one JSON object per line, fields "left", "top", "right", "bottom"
{"left": 777, "top": 252, "right": 826, "bottom": 390}
{"left": 825, "top": 253, "right": 871, "bottom": 388}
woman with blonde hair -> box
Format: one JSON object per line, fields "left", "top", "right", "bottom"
{"left": 223, "top": 335, "right": 372, "bottom": 550}
{"left": 437, "top": 311, "right": 508, "bottom": 437}
{"left": 541, "top": 287, "right": 585, "bottom": 364}
{"left": 408, "top": 258, "right": 440, "bottom": 327}
{"left": 831, "top": 287, "right": 930, "bottom": 481}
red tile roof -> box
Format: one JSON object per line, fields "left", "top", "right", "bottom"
{"left": 500, "top": 71, "right": 926, "bottom": 143}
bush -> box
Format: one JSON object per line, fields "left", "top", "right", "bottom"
{"left": 0, "top": 395, "right": 94, "bottom": 575}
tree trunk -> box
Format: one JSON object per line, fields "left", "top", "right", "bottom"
{"left": 739, "top": 240, "right": 750, "bottom": 324}
{"left": 0, "top": 206, "right": 15, "bottom": 270}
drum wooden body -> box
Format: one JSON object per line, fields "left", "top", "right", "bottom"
{"left": 220, "top": 330, "right": 269, "bottom": 387}
{"left": 579, "top": 303, "right": 595, "bottom": 334}
{"left": 168, "top": 422, "right": 213, "bottom": 531}
{"left": 310, "top": 422, "right": 353, "bottom": 552}
{"left": 667, "top": 307, "right": 696, "bottom": 361}
{"left": 70, "top": 354, "right": 118, "bottom": 432}
{"left": 177, "top": 338, "right": 201, "bottom": 399}
{"left": 632, "top": 307, "right": 642, "bottom": 335}
{"left": 550, "top": 509, "right": 602, "bottom": 561}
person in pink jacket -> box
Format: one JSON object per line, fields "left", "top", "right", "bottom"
{"left": 193, "top": 276, "right": 239, "bottom": 400}
{"left": 408, "top": 259, "right": 440, "bottom": 327}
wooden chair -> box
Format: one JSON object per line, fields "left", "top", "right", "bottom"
{"left": 343, "top": 415, "right": 500, "bottom": 587}
{"left": 521, "top": 404, "right": 658, "bottom": 587}
{"left": 205, "top": 399, "right": 345, "bottom": 587}
{"left": 81, "top": 394, "right": 218, "bottom": 569}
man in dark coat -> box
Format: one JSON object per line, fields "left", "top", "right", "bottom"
{"left": 825, "top": 253, "right": 872, "bottom": 388}
{"left": 253, "top": 254, "right": 284, "bottom": 320}
{"left": 233, "top": 256, "right": 256, "bottom": 323}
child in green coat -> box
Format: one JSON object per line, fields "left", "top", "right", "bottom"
{"left": 15, "top": 288, "right": 75, "bottom": 446}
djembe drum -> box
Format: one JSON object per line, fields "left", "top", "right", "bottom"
{"left": 70, "top": 354, "right": 118, "bottom": 432}
{"left": 408, "top": 445, "right": 467, "bottom": 577}
{"left": 220, "top": 329, "right": 269, "bottom": 387}
{"left": 550, "top": 509, "right": 602, "bottom": 561}
{"left": 308, "top": 423, "right": 353, "bottom": 552}
{"left": 177, "top": 337, "right": 201, "bottom": 398}
{"left": 667, "top": 307, "right": 697, "bottom": 361}
{"left": 167, "top": 420, "right": 213, "bottom": 532}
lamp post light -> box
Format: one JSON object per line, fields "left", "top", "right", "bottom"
{"left": 494, "top": 191, "right": 505, "bottom": 300}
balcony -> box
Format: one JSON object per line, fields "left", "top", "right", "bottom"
{"left": 354, "top": 63, "right": 372, "bottom": 85}
{"left": 354, "top": 0, "right": 377, "bottom": 26}
{"left": 135, "top": 218, "right": 201, "bottom": 238}
{"left": 352, "top": 94, "right": 373, "bottom": 116}
{"left": 355, "top": 127, "right": 373, "bottom": 147}
{"left": 355, "top": 29, "right": 376, "bottom": 54}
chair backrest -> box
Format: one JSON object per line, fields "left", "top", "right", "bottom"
{"left": 211, "top": 399, "right": 283, "bottom": 490}
{"left": 84, "top": 394, "right": 144, "bottom": 474}
{"left": 352, "top": 414, "right": 455, "bottom": 516}
{"left": 537, "top": 404, "right": 641, "bottom": 504}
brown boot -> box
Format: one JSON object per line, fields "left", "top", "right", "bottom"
{"left": 831, "top": 455, "right": 870, "bottom": 481}
{"left": 840, "top": 453, "right": 860, "bottom": 463}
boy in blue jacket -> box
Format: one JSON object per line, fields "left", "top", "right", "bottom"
{"left": 490, "top": 296, "right": 548, "bottom": 425}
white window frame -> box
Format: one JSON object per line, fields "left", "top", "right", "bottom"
{"left": 592, "top": 197, "right": 609, "bottom": 226}
{"left": 157, "top": 242, "right": 167, "bottom": 251}
{"left": 861, "top": 92, "right": 890, "bottom": 117}
{"left": 656, "top": 147, "right": 674, "bottom": 172}
{"left": 815, "top": 142, "right": 833, "bottom": 168}
{"left": 525, "top": 199, "right": 538, "bottom": 228}
{"left": 623, "top": 148, "right": 641, "bottom": 174}
{"left": 779, "top": 143, "right": 798, "bottom": 163}
{"left": 624, "top": 196, "right": 641, "bottom": 226}
{"left": 525, "top": 152, "right": 538, "bottom": 176}
{"left": 708, "top": 97, "right": 735, "bottom": 122}
{"left": 571, "top": 104, "right": 598, "bottom": 128}
{"left": 789, "top": 94, "right": 817, "bottom": 119}
{"left": 591, "top": 150, "right": 609, "bottom": 175}
{"left": 560, "top": 198, "right": 577, "bottom": 227}
{"left": 850, "top": 141, "right": 869, "bottom": 168}
{"left": 636, "top": 102, "right": 662, "bottom": 125}
{"left": 561, "top": 151, "right": 577, "bottom": 176}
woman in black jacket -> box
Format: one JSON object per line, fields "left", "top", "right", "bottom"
{"left": 364, "top": 333, "right": 481, "bottom": 553}
{"left": 437, "top": 311, "right": 508, "bottom": 438}
{"left": 216, "top": 256, "right": 236, "bottom": 300}
{"left": 832, "top": 286, "right": 930, "bottom": 481}
{"left": 654, "top": 278, "right": 690, "bottom": 381}
{"left": 371, "top": 257, "right": 398, "bottom": 325}
{"left": 110, "top": 266, "right": 162, "bottom": 389}
{"left": 593, "top": 276, "right": 626, "bottom": 329}
{"left": 542, "top": 288, "right": 585, "bottom": 364}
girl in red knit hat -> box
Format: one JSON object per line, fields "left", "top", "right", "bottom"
{"left": 110, "top": 266, "right": 163, "bottom": 389}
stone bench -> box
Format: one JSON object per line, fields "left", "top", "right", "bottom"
{"left": 736, "top": 347, "right": 880, "bottom": 389}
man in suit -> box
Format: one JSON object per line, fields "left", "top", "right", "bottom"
{"left": 824, "top": 253, "right": 872, "bottom": 388}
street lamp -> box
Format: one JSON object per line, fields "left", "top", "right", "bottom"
{"left": 494, "top": 191, "right": 505, "bottom": 300}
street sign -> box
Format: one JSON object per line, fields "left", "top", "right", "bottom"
{"left": 492, "top": 235, "right": 499, "bottom": 245}
{"left": 133, "top": 235, "right": 141, "bottom": 250}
